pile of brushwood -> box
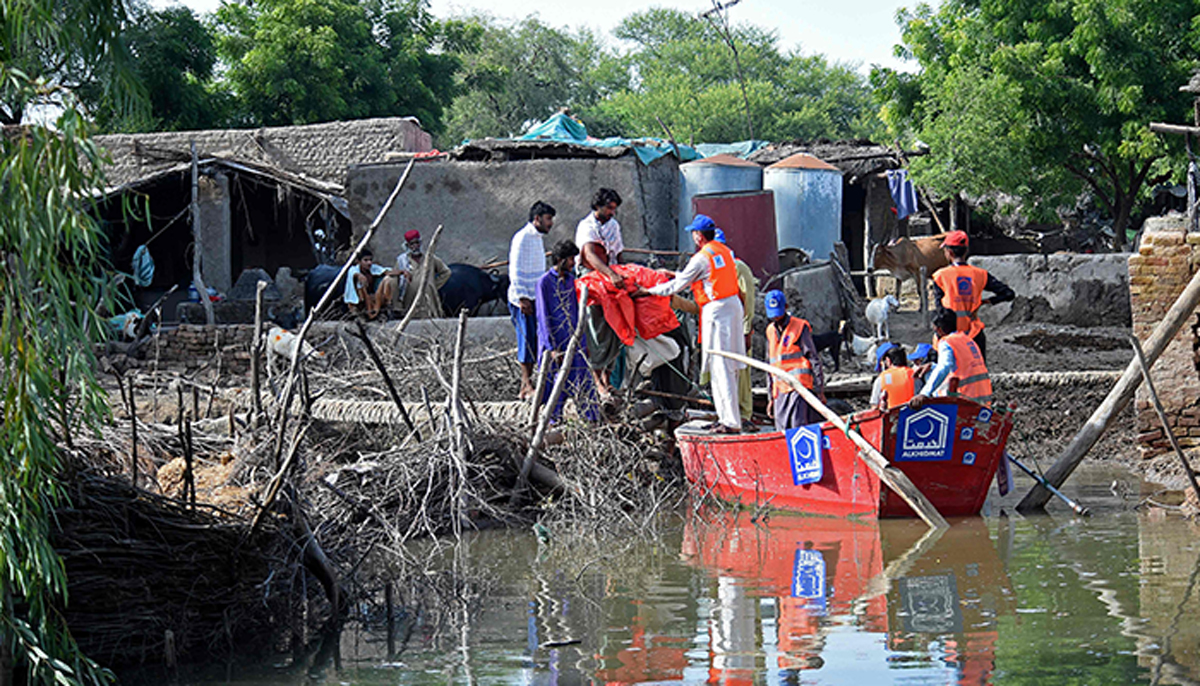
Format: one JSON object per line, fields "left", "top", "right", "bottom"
{"left": 57, "top": 314, "right": 687, "bottom": 677}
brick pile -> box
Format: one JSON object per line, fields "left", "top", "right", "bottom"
{"left": 1129, "top": 215, "right": 1200, "bottom": 459}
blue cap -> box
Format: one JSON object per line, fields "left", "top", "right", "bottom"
{"left": 714, "top": 228, "right": 727, "bottom": 244}
{"left": 874, "top": 341, "right": 897, "bottom": 372}
{"left": 765, "top": 290, "right": 787, "bottom": 318}
{"left": 686, "top": 214, "right": 715, "bottom": 233}
{"left": 908, "top": 343, "right": 934, "bottom": 362}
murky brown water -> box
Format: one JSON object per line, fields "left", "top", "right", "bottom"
{"left": 178, "top": 463, "right": 1200, "bottom": 685}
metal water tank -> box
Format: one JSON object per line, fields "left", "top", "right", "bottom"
{"left": 679, "top": 154, "right": 763, "bottom": 251}
{"left": 764, "top": 153, "right": 843, "bottom": 260}
{"left": 692, "top": 190, "right": 779, "bottom": 279}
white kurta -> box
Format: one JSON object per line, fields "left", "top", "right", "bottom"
{"left": 648, "top": 249, "right": 746, "bottom": 429}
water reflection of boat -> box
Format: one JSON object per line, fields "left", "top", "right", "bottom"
{"left": 674, "top": 512, "right": 1015, "bottom": 683}
{"left": 676, "top": 399, "right": 1015, "bottom": 518}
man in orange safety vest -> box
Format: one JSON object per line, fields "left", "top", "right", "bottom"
{"left": 930, "top": 230, "right": 1014, "bottom": 361}
{"left": 763, "top": 289, "right": 825, "bottom": 431}
{"left": 909, "top": 308, "right": 993, "bottom": 408}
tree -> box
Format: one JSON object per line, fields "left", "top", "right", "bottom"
{"left": 214, "top": 0, "right": 469, "bottom": 132}
{"left": 875, "top": 0, "right": 1197, "bottom": 245}
{"left": 440, "top": 16, "right": 619, "bottom": 145}
{"left": 87, "top": 4, "right": 232, "bottom": 131}
{"left": 590, "top": 8, "right": 881, "bottom": 144}
{"left": 2, "top": 1, "right": 133, "bottom": 683}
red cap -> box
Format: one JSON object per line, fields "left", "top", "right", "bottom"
{"left": 404, "top": 229, "right": 421, "bottom": 242}
{"left": 943, "top": 230, "right": 968, "bottom": 248}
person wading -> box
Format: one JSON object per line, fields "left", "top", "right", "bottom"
{"left": 763, "top": 289, "right": 825, "bottom": 431}
{"left": 637, "top": 215, "right": 745, "bottom": 433}
{"left": 930, "top": 230, "right": 1014, "bottom": 361}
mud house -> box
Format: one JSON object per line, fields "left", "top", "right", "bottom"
{"left": 346, "top": 137, "right": 681, "bottom": 268}
{"left": 94, "top": 118, "right": 433, "bottom": 318}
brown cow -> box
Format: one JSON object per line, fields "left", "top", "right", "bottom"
{"left": 869, "top": 234, "right": 950, "bottom": 313}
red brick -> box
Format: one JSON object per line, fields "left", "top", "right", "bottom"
{"left": 1139, "top": 429, "right": 1164, "bottom": 443}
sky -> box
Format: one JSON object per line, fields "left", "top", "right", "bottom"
{"left": 160, "top": 0, "right": 931, "bottom": 74}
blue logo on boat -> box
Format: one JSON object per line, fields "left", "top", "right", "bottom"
{"left": 963, "top": 451, "right": 976, "bottom": 465}
{"left": 961, "top": 427, "right": 974, "bottom": 441}
{"left": 786, "top": 424, "right": 823, "bottom": 485}
{"left": 895, "top": 405, "right": 958, "bottom": 462}
{"left": 792, "top": 548, "right": 827, "bottom": 614}
{"left": 977, "top": 408, "right": 992, "bottom": 423}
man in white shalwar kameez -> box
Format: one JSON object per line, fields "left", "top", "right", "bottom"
{"left": 636, "top": 215, "right": 745, "bottom": 433}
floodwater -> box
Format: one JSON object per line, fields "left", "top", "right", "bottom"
{"left": 183, "top": 463, "right": 1200, "bottom": 685}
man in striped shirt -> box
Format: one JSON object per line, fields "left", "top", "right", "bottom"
{"left": 509, "top": 200, "right": 556, "bottom": 399}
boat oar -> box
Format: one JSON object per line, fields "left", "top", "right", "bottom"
{"left": 707, "top": 349, "right": 949, "bottom": 531}
{"left": 1005, "top": 452, "right": 1090, "bottom": 516}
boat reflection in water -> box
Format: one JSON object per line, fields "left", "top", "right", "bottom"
{"left": 602, "top": 511, "right": 1019, "bottom": 684}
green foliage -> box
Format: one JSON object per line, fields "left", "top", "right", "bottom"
{"left": 876, "top": 0, "right": 1199, "bottom": 241}
{"left": 1, "top": 1, "right": 128, "bottom": 682}
{"left": 88, "top": 4, "right": 233, "bottom": 131}
{"left": 440, "top": 16, "right": 619, "bottom": 145}
{"left": 214, "top": 0, "right": 467, "bottom": 131}
{"left": 589, "top": 8, "right": 882, "bottom": 143}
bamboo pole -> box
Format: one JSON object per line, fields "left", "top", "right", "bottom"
{"left": 190, "top": 141, "right": 215, "bottom": 327}
{"left": 511, "top": 285, "right": 588, "bottom": 505}
{"left": 1130, "top": 335, "right": 1200, "bottom": 505}
{"left": 707, "top": 349, "right": 949, "bottom": 530}
{"left": 251, "top": 280, "right": 266, "bottom": 422}
{"left": 1017, "top": 263, "right": 1200, "bottom": 512}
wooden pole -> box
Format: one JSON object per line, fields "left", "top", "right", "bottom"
{"left": 251, "top": 280, "right": 266, "bottom": 422}
{"left": 1017, "top": 263, "right": 1200, "bottom": 511}
{"left": 353, "top": 318, "right": 420, "bottom": 439}
{"left": 190, "top": 141, "right": 215, "bottom": 327}
{"left": 271, "top": 159, "right": 415, "bottom": 465}
{"left": 707, "top": 349, "right": 949, "bottom": 530}
{"left": 527, "top": 350, "right": 552, "bottom": 430}
{"left": 128, "top": 374, "right": 138, "bottom": 489}
{"left": 1130, "top": 335, "right": 1200, "bottom": 505}
{"left": 511, "top": 285, "right": 588, "bottom": 505}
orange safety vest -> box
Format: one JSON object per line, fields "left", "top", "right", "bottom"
{"left": 942, "top": 332, "right": 993, "bottom": 405}
{"left": 879, "top": 366, "right": 916, "bottom": 409}
{"left": 691, "top": 241, "right": 740, "bottom": 307}
{"left": 933, "top": 264, "right": 989, "bottom": 338}
{"left": 766, "top": 317, "right": 815, "bottom": 397}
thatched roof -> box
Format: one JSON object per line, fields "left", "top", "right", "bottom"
{"left": 747, "top": 140, "right": 923, "bottom": 180}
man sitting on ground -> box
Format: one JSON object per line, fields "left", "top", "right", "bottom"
{"left": 870, "top": 342, "right": 916, "bottom": 410}
{"left": 344, "top": 249, "right": 399, "bottom": 320}
{"left": 396, "top": 229, "right": 450, "bottom": 319}
{"left": 909, "top": 308, "right": 994, "bottom": 408}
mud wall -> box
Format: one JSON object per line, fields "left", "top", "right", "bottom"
{"left": 1129, "top": 215, "right": 1200, "bottom": 460}
{"left": 970, "top": 253, "right": 1131, "bottom": 327}
{"left": 346, "top": 156, "right": 679, "bottom": 268}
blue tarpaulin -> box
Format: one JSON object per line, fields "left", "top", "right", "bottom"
{"left": 515, "top": 113, "right": 702, "bottom": 165}
{"left": 694, "top": 140, "right": 771, "bottom": 158}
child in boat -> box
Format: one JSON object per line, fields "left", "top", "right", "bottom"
{"left": 870, "top": 342, "right": 916, "bottom": 410}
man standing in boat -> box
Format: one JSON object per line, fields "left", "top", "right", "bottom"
{"left": 763, "top": 290, "right": 825, "bottom": 430}
{"left": 635, "top": 215, "right": 745, "bottom": 433}
{"left": 909, "top": 308, "right": 993, "bottom": 407}
{"left": 930, "top": 230, "right": 1014, "bottom": 361}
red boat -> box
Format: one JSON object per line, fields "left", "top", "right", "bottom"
{"left": 676, "top": 398, "right": 1015, "bottom": 518}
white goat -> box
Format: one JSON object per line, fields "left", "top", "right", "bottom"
{"left": 265, "top": 326, "right": 324, "bottom": 379}
{"left": 865, "top": 294, "right": 900, "bottom": 340}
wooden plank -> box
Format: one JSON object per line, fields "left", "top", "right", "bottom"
{"left": 1017, "top": 263, "right": 1200, "bottom": 512}
{"left": 708, "top": 349, "right": 949, "bottom": 530}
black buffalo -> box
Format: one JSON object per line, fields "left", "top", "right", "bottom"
{"left": 304, "top": 264, "right": 348, "bottom": 316}
{"left": 439, "top": 263, "right": 509, "bottom": 317}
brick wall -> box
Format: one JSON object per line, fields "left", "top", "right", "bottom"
{"left": 149, "top": 325, "right": 256, "bottom": 377}
{"left": 1129, "top": 215, "right": 1200, "bottom": 459}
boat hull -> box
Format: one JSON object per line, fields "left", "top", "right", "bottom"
{"left": 676, "top": 399, "right": 1014, "bottom": 519}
